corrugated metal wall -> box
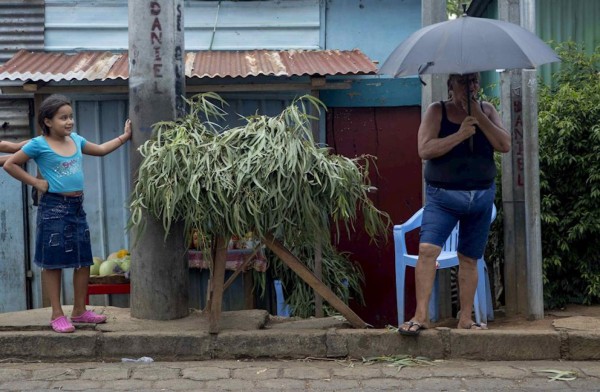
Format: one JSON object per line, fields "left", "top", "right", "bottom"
{"left": 76, "top": 99, "right": 131, "bottom": 259}
{"left": 0, "top": 99, "right": 30, "bottom": 140}
{"left": 0, "top": 0, "right": 43, "bottom": 313}
{"left": 44, "top": 0, "right": 320, "bottom": 51}
{"left": 0, "top": 1, "right": 41, "bottom": 141}
{"left": 0, "top": 0, "right": 44, "bottom": 64}
{"left": 475, "top": 0, "right": 600, "bottom": 85}
{"left": 0, "top": 169, "right": 28, "bottom": 313}
{"left": 536, "top": 0, "right": 600, "bottom": 83}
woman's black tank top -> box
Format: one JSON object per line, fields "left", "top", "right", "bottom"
{"left": 424, "top": 101, "right": 496, "bottom": 190}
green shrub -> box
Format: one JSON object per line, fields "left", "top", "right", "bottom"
{"left": 538, "top": 42, "right": 600, "bottom": 307}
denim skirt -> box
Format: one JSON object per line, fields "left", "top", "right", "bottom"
{"left": 34, "top": 192, "right": 93, "bottom": 270}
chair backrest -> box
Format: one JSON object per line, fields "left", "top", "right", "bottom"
{"left": 442, "top": 225, "right": 459, "bottom": 252}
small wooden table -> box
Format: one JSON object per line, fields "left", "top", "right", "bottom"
{"left": 86, "top": 283, "right": 131, "bottom": 305}
{"left": 87, "top": 274, "right": 131, "bottom": 305}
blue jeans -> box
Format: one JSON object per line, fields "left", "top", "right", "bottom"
{"left": 34, "top": 192, "right": 93, "bottom": 269}
{"left": 420, "top": 183, "right": 496, "bottom": 259}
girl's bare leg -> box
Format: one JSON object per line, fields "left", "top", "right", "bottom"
{"left": 43, "top": 268, "right": 64, "bottom": 320}
{"left": 71, "top": 266, "right": 90, "bottom": 317}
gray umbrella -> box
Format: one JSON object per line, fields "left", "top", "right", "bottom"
{"left": 379, "top": 15, "right": 559, "bottom": 151}
{"left": 379, "top": 15, "right": 560, "bottom": 78}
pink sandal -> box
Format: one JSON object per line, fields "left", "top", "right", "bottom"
{"left": 71, "top": 310, "right": 107, "bottom": 324}
{"left": 50, "top": 316, "right": 75, "bottom": 333}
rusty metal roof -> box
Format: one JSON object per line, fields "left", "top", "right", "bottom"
{"left": 0, "top": 49, "right": 377, "bottom": 82}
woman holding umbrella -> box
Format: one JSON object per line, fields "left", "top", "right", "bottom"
{"left": 399, "top": 72, "right": 511, "bottom": 335}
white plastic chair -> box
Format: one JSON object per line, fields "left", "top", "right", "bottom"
{"left": 393, "top": 205, "right": 496, "bottom": 326}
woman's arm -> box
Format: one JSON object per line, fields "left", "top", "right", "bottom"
{"left": 0, "top": 139, "right": 29, "bottom": 153}
{"left": 0, "top": 155, "right": 11, "bottom": 167}
{"left": 418, "top": 102, "right": 477, "bottom": 160}
{"left": 83, "top": 119, "right": 132, "bottom": 157}
{"left": 3, "top": 150, "right": 48, "bottom": 193}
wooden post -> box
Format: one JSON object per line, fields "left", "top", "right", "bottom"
{"left": 243, "top": 272, "right": 255, "bottom": 310}
{"left": 209, "top": 236, "right": 229, "bottom": 334}
{"left": 262, "top": 233, "right": 368, "bottom": 329}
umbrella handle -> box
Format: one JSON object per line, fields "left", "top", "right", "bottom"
{"left": 467, "top": 84, "right": 474, "bottom": 152}
{"left": 417, "top": 62, "right": 434, "bottom": 86}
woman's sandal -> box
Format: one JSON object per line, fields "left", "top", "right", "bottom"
{"left": 459, "top": 322, "right": 488, "bottom": 330}
{"left": 71, "top": 310, "right": 107, "bottom": 324}
{"left": 50, "top": 316, "right": 75, "bottom": 333}
{"left": 399, "top": 320, "right": 425, "bottom": 336}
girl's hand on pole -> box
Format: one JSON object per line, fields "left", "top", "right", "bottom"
{"left": 119, "top": 119, "right": 132, "bottom": 144}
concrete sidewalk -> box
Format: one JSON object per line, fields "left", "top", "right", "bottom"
{"left": 0, "top": 306, "right": 599, "bottom": 362}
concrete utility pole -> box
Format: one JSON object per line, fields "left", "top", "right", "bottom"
{"left": 421, "top": 0, "right": 452, "bottom": 320}
{"left": 128, "top": 0, "right": 189, "bottom": 320}
{"left": 498, "top": 0, "right": 544, "bottom": 320}
{"left": 421, "top": 0, "right": 447, "bottom": 115}
{"left": 520, "top": 0, "right": 544, "bottom": 320}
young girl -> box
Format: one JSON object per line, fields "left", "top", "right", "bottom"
{"left": 4, "top": 94, "right": 131, "bottom": 333}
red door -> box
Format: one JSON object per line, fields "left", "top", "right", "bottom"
{"left": 326, "top": 106, "right": 422, "bottom": 327}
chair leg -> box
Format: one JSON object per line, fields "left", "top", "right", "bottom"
{"left": 396, "top": 263, "right": 407, "bottom": 325}
{"left": 475, "top": 259, "right": 489, "bottom": 324}
{"left": 484, "top": 265, "right": 494, "bottom": 321}
{"left": 473, "top": 288, "right": 482, "bottom": 325}
{"left": 273, "top": 279, "right": 291, "bottom": 317}
{"left": 429, "top": 273, "right": 439, "bottom": 322}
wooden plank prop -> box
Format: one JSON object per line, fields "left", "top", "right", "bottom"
{"left": 262, "top": 233, "right": 367, "bottom": 329}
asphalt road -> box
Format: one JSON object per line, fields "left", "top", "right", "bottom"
{"left": 0, "top": 358, "right": 598, "bottom": 391}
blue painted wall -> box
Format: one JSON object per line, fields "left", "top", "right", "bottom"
{"left": 321, "top": 0, "right": 422, "bottom": 107}
{"left": 44, "top": 0, "right": 321, "bottom": 51}
{"left": 324, "top": 0, "right": 421, "bottom": 66}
